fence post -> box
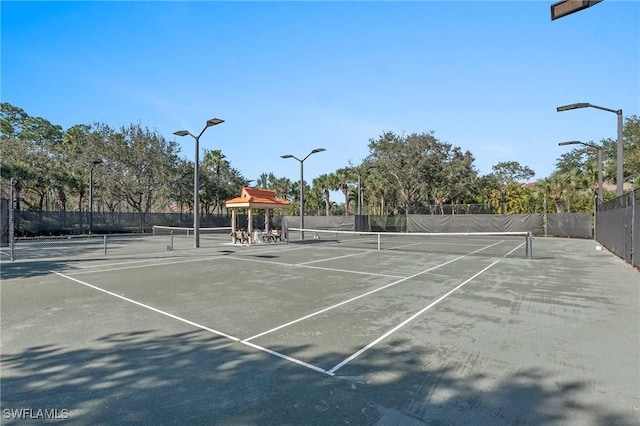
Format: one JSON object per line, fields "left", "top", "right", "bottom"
{"left": 632, "top": 189, "right": 636, "bottom": 266}
{"left": 543, "top": 197, "right": 548, "bottom": 237}
{"left": 593, "top": 194, "right": 597, "bottom": 240}
{"left": 9, "top": 178, "right": 15, "bottom": 262}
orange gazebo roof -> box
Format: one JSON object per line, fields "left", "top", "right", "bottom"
{"left": 225, "top": 187, "right": 290, "bottom": 209}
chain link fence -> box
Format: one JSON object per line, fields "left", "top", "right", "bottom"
{"left": 596, "top": 188, "right": 638, "bottom": 268}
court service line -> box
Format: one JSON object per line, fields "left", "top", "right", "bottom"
{"left": 241, "top": 241, "right": 504, "bottom": 343}
{"left": 298, "top": 249, "right": 374, "bottom": 265}
{"left": 51, "top": 270, "right": 334, "bottom": 376}
{"left": 224, "top": 255, "right": 406, "bottom": 279}
{"left": 326, "top": 259, "right": 501, "bottom": 375}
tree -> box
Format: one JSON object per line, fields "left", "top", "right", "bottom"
{"left": 535, "top": 173, "right": 570, "bottom": 213}
{"left": 367, "top": 131, "right": 480, "bottom": 215}
{"left": 490, "top": 161, "right": 535, "bottom": 214}
{"left": 312, "top": 173, "right": 338, "bottom": 216}
{"left": 622, "top": 115, "right": 640, "bottom": 187}
{"left": 491, "top": 161, "right": 535, "bottom": 186}
{"left": 430, "top": 147, "right": 479, "bottom": 212}
{"left": 363, "top": 170, "right": 390, "bottom": 216}
{"left": 98, "top": 123, "right": 181, "bottom": 221}
{"left": 203, "top": 149, "right": 229, "bottom": 215}
{"left": 334, "top": 168, "right": 356, "bottom": 215}
{"left": 273, "top": 177, "right": 293, "bottom": 200}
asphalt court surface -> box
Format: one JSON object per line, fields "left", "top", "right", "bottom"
{"left": 1, "top": 236, "right": 639, "bottom": 424}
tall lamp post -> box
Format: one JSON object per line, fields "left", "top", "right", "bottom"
{"left": 174, "top": 118, "right": 225, "bottom": 248}
{"left": 557, "top": 102, "right": 623, "bottom": 197}
{"left": 89, "top": 159, "right": 103, "bottom": 234}
{"left": 281, "top": 148, "right": 326, "bottom": 239}
{"left": 558, "top": 141, "right": 603, "bottom": 205}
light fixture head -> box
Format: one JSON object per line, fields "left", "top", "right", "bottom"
{"left": 281, "top": 154, "right": 294, "bottom": 159}
{"left": 174, "top": 130, "right": 189, "bottom": 137}
{"left": 311, "top": 148, "right": 326, "bottom": 154}
{"left": 558, "top": 141, "right": 580, "bottom": 146}
{"left": 92, "top": 159, "right": 103, "bottom": 165}
{"left": 557, "top": 103, "right": 590, "bottom": 112}
{"left": 206, "top": 118, "right": 224, "bottom": 127}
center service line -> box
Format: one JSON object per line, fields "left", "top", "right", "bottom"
{"left": 326, "top": 259, "right": 501, "bottom": 375}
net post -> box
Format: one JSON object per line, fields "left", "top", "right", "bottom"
{"left": 171, "top": 231, "right": 174, "bottom": 251}
{"left": 377, "top": 232, "right": 381, "bottom": 250}
{"left": 103, "top": 235, "right": 107, "bottom": 255}
{"left": 527, "top": 232, "right": 533, "bottom": 259}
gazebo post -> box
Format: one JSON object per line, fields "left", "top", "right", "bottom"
{"left": 231, "top": 209, "right": 236, "bottom": 242}
{"left": 265, "top": 208, "right": 270, "bottom": 233}
{"left": 248, "top": 208, "right": 253, "bottom": 245}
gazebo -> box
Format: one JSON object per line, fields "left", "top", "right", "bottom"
{"left": 225, "top": 187, "right": 290, "bottom": 244}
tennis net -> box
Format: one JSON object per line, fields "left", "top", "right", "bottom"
{"left": 285, "top": 227, "right": 533, "bottom": 259}
{"left": 152, "top": 226, "right": 231, "bottom": 240}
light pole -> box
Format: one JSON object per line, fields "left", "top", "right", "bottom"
{"left": 174, "top": 118, "right": 225, "bottom": 248}
{"left": 281, "top": 148, "right": 326, "bottom": 239}
{"left": 89, "top": 159, "right": 103, "bottom": 234}
{"left": 557, "top": 102, "right": 623, "bottom": 197}
{"left": 558, "top": 141, "right": 603, "bottom": 204}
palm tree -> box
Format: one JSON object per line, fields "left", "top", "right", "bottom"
{"left": 335, "top": 168, "right": 356, "bottom": 215}
{"left": 535, "top": 174, "right": 569, "bottom": 213}
{"left": 365, "top": 172, "right": 389, "bottom": 216}
{"left": 312, "top": 173, "right": 338, "bottom": 216}
{"left": 273, "top": 177, "right": 293, "bottom": 200}
{"left": 203, "top": 149, "right": 228, "bottom": 215}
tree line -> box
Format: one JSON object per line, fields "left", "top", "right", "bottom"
{"left": 1, "top": 102, "right": 638, "bottom": 219}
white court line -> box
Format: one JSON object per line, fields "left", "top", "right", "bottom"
{"left": 51, "top": 270, "right": 334, "bottom": 376}
{"left": 241, "top": 240, "right": 504, "bottom": 343}
{"left": 52, "top": 271, "right": 241, "bottom": 341}
{"left": 298, "top": 249, "right": 374, "bottom": 265}
{"left": 241, "top": 341, "right": 329, "bottom": 375}
{"left": 326, "top": 259, "right": 501, "bottom": 375}
{"left": 504, "top": 241, "right": 526, "bottom": 257}
{"left": 224, "top": 255, "right": 406, "bottom": 279}
{"left": 65, "top": 256, "right": 228, "bottom": 275}
{"left": 63, "top": 243, "right": 309, "bottom": 276}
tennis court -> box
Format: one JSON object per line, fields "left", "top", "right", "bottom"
{"left": 1, "top": 231, "right": 638, "bottom": 424}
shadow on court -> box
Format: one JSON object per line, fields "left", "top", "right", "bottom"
{"left": 0, "top": 259, "right": 80, "bottom": 280}
{"left": 1, "top": 329, "right": 636, "bottom": 425}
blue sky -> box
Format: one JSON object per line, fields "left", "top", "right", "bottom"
{"left": 2, "top": 1, "right": 639, "bottom": 196}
